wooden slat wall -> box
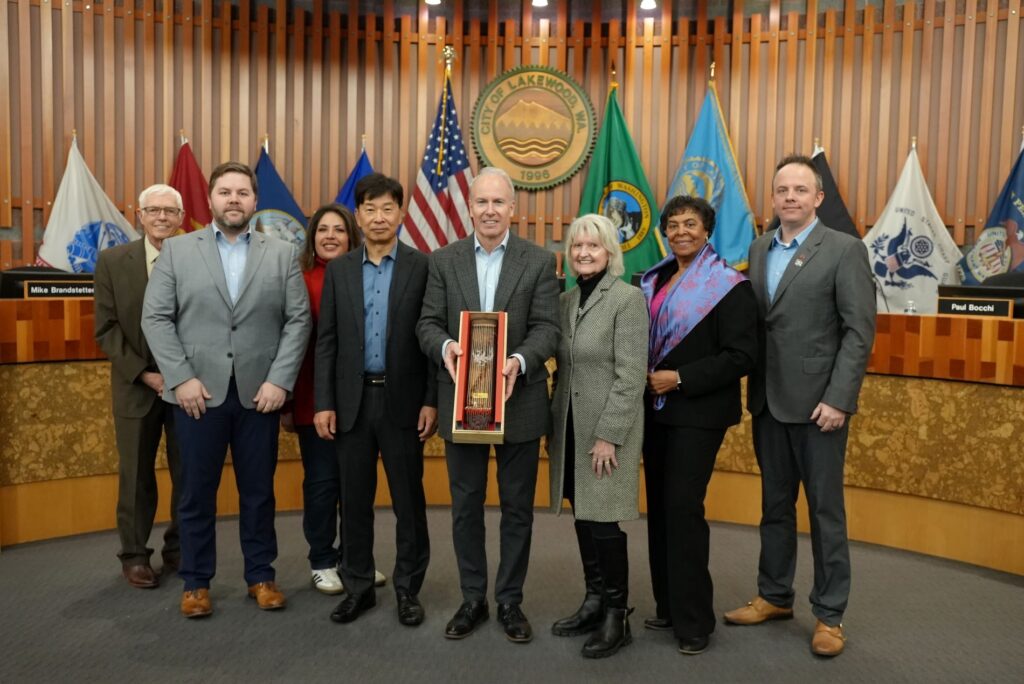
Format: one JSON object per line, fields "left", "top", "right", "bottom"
{"left": 2, "top": 0, "right": 1023, "bottom": 266}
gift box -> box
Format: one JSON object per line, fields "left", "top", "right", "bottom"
{"left": 452, "top": 311, "right": 508, "bottom": 444}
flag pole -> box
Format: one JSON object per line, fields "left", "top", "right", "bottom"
{"left": 361, "top": 133, "right": 366, "bottom": 152}
{"left": 911, "top": 135, "right": 917, "bottom": 150}
{"left": 709, "top": 61, "right": 716, "bottom": 84}
{"left": 180, "top": 129, "right": 188, "bottom": 146}
{"left": 435, "top": 46, "right": 456, "bottom": 176}
{"left": 262, "top": 134, "right": 270, "bottom": 155}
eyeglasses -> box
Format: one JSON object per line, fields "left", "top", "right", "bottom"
{"left": 140, "top": 206, "right": 183, "bottom": 217}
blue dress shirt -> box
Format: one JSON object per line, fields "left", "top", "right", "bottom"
{"left": 766, "top": 219, "right": 817, "bottom": 303}
{"left": 214, "top": 224, "right": 252, "bottom": 304}
{"left": 362, "top": 243, "right": 398, "bottom": 374}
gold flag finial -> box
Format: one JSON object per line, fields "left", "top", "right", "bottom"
{"left": 442, "top": 45, "right": 456, "bottom": 68}
{"left": 814, "top": 136, "right": 821, "bottom": 149}
{"left": 710, "top": 61, "right": 716, "bottom": 82}
{"left": 610, "top": 61, "right": 618, "bottom": 89}
{"left": 911, "top": 136, "right": 917, "bottom": 149}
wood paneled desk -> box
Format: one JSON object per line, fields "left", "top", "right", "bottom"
{"left": 2, "top": 302, "right": 1022, "bottom": 574}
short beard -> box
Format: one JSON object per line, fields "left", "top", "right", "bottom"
{"left": 214, "top": 211, "right": 252, "bottom": 233}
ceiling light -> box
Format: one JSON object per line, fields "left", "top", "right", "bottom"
{"left": 640, "top": 0, "right": 657, "bottom": 10}
{"left": 532, "top": 0, "right": 549, "bottom": 7}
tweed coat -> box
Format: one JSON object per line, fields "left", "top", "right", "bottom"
{"left": 548, "top": 272, "right": 649, "bottom": 522}
{"left": 142, "top": 225, "right": 311, "bottom": 408}
{"left": 416, "top": 232, "right": 561, "bottom": 443}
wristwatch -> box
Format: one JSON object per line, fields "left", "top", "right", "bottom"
{"left": 675, "top": 370, "right": 682, "bottom": 390}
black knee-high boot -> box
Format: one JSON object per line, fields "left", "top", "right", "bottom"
{"left": 582, "top": 531, "right": 632, "bottom": 658}
{"left": 552, "top": 520, "right": 605, "bottom": 636}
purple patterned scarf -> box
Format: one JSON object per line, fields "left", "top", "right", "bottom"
{"left": 640, "top": 243, "right": 747, "bottom": 409}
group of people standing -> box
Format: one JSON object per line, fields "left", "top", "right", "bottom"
{"left": 94, "top": 153, "right": 874, "bottom": 660}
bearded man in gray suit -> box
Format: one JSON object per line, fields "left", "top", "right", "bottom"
{"left": 724, "top": 155, "right": 876, "bottom": 657}
{"left": 417, "top": 167, "right": 560, "bottom": 643}
{"left": 142, "top": 162, "right": 310, "bottom": 619}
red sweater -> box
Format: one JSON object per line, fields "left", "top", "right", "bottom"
{"left": 291, "top": 258, "right": 327, "bottom": 426}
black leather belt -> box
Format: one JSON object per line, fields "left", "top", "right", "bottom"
{"left": 364, "top": 374, "right": 386, "bottom": 386}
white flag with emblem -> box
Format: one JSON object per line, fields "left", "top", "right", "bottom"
{"left": 36, "top": 136, "right": 138, "bottom": 273}
{"left": 863, "top": 147, "right": 960, "bottom": 313}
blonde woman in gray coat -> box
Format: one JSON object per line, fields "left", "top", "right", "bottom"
{"left": 548, "top": 213, "right": 649, "bottom": 658}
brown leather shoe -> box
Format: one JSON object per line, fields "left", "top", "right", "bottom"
{"left": 181, "top": 589, "right": 213, "bottom": 618}
{"left": 723, "top": 597, "right": 794, "bottom": 625}
{"left": 811, "top": 620, "right": 845, "bottom": 656}
{"left": 247, "top": 581, "right": 287, "bottom": 610}
{"left": 122, "top": 563, "right": 159, "bottom": 589}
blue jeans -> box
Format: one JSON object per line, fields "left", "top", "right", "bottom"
{"left": 297, "top": 425, "right": 343, "bottom": 570}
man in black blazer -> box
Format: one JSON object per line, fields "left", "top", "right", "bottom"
{"left": 315, "top": 174, "right": 437, "bottom": 627}
{"left": 725, "top": 156, "right": 876, "bottom": 657}
{"left": 417, "top": 167, "right": 561, "bottom": 643}
{"left": 94, "top": 183, "right": 184, "bottom": 589}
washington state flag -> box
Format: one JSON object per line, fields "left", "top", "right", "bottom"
{"left": 577, "top": 84, "right": 665, "bottom": 284}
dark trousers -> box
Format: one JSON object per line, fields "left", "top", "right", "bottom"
{"left": 643, "top": 420, "right": 724, "bottom": 639}
{"left": 173, "top": 378, "right": 280, "bottom": 590}
{"left": 445, "top": 438, "right": 539, "bottom": 605}
{"left": 336, "top": 384, "right": 429, "bottom": 596}
{"left": 297, "top": 425, "right": 343, "bottom": 570}
{"left": 114, "top": 399, "right": 181, "bottom": 565}
{"left": 752, "top": 409, "right": 851, "bottom": 626}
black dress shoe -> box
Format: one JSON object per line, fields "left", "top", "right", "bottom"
{"left": 678, "top": 635, "right": 710, "bottom": 655}
{"left": 444, "top": 600, "right": 489, "bottom": 639}
{"left": 330, "top": 590, "right": 376, "bottom": 624}
{"left": 497, "top": 603, "right": 533, "bottom": 643}
{"left": 396, "top": 590, "right": 425, "bottom": 626}
{"left": 644, "top": 617, "right": 673, "bottom": 631}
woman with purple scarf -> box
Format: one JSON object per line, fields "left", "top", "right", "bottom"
{"left": 640, "top": 196, "right": 758, "bottom": 656}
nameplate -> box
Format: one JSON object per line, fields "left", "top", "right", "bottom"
{"left": 936, "top": 296, "right": 1012, "bottom": 318}
{"left": 24, "top": 281, "right": 95, "bottom": 299}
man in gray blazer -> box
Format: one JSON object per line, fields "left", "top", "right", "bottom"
{"left": 724, "top": 155, "right": 875, "bottom": 657}
{"left": 417, "top": 167, "right": 560, "bottom": 643}
{"left": 142, "top": 162, "right": 310, "bottom": 619}
{"left": 94, "top": 183, "right": 184, "bottom": 589}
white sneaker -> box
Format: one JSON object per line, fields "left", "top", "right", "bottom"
{"left": 311, "top": 567, "right": 344, "bottom": 595}
{"left": 374, "top": 570, "right": 387, "bottom": 587}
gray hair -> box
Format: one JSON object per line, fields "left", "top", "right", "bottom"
{"left": 470, "top": 166, "right": 516, "bottom": 199}
{"left": 138, "top": 183, "right": 183, "bottom": 210}
{"left": 564, "top": 213, "right": 625, "bottom": 278}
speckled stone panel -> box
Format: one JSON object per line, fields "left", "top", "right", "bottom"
{"left": 0, "top": 361, "right": 300, "bottom": 486}
{"left": 702, "top": 376, "right": 1024, "bottom": 516}
{"left": 3, "top": 365, "right": 1022, "bottom": 515}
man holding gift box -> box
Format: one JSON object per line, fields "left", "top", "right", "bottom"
{"left": 417, "top": 166, "right": 561, "bottom": 643}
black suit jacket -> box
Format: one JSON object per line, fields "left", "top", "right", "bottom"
{"left": 315, "top": 242, "right": 437, "bottom": 432}
{"left": 94, "top": 239, "right": 161, "bottom": 419}
{"left": 645, "top": 279, "right": 758, "bottom": 429}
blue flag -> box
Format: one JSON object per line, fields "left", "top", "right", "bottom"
{"left": 665, "top": 83, "right": 756, "bottom": 270}
{"left": 958, "top": 146, "right": 1024, "bottom": 284}
{"left": 250, "top": 148, "right": 306, "bottom": 245}
{"left": 335, "top": 149, "right": 375, "bottom": 212}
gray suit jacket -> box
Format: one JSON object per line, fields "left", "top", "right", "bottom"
{"left": 747, "top": 222, "right": 876, "bottom": 422}
{"left": 548, "top": 273, "right": 648, "bottom": 522}
{"left": 94, "top": 239, "right": 160, "bottom": 419}
{"left": 141, "top": 225, "right": 311, "bottom": 409}
{"left": 416, "top": 232, "right": 560, "bottom": 443}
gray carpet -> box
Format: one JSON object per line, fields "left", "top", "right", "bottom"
{"left": 1, "top": 507, "right": 1021, "bottom": 683}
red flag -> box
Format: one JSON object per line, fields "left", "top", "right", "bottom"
{"left": 168, "top": 142, "right": 212, "bottom": 233}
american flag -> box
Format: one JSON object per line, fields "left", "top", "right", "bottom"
{"left": 400, "top": 73, "right": 474, "bottom": 252}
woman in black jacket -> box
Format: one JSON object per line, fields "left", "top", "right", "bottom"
{"left": 640, "top": 195, "right": 758, "bottom": 655}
